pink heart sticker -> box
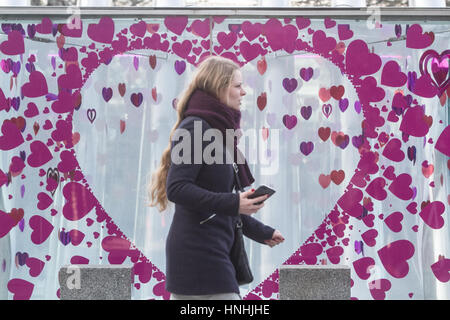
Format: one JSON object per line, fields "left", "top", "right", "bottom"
{"left": 29, "top": 215, "right": 54, "bottom": 245}
{"left": 7, "top": 278, "right": 34, "bottom": 300}
{"left": 378, "top": 240, "right": 414, "bottom": 279}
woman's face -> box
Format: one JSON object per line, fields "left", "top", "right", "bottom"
{"left": 221, "top": 70, "right": 246, "bottom": 110}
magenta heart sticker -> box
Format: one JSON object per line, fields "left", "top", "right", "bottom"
{"left": 87, "top": 16, "right": 115, "bottom": 44}
{"left": 369, "top": 278, "right": 391, "bottom": 300}
{"left": 164, "top": 16, "right": 188, "bottom": 36}
{"left": 361, "top": 229, "right": 378, "bottom": 247}
{"left": 0, "top": 30, "right": 25, "bottom": 55}
{"left": 419, "top": 201, "right": 445, "bottom": 229}
{"left": 62, "top": 182, "right": 96, "bottom": 221}
{"left": 353, "top": 257, "right": 375, "bottom": 280}
{"left": 7, "top": 278, "right": 34, "bottom": 300}
{"left": 26, "top": 141, "right": 53, "bottom": 168}
{"left": 21, "top": 71, "right": 48, "bottom": 98}
{"left": 29, "top": 215, "right": 54, "bottom": 245}
{"left": 378, "top": 240, "right": 414, "bottom": 279}
{"left": 25, "top": 257, "right": 45, "bottom": 277}
{"left": 384, "top": 211, "right": 404, "bottom": 233}
{"left": 0, "top": 120, "right": 24, "bottom": 151}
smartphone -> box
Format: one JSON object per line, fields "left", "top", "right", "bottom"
{"left": 248, "top": 185, "right": 276, "bottom": 205}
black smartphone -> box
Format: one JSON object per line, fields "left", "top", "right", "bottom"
{"left": 248, "top": 185, "right": 276, "bottom": 205}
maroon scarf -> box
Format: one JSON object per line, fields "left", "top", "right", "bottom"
{"left": 183, "top": 89, "right": 254, "bottom": 188}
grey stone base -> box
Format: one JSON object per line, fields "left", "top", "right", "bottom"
{"left": 59, "top": 265, "right": 132, "bottom": 300}
{"left": 279, "top": 265, "right": 351, "bottom": 300}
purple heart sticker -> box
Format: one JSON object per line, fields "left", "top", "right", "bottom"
{"left": 300, "top": 106, "right": 312, "bottom": 120}
{"left": 174, "top": 60, "right": 186, "bottom": 75}
{"left": 339, "top": 98, "right": 349, "bottom": 112}
{"left": 130, "top": 92, "right": 143, "bottom": 107}
{"left": 15, "top": 252, "right": 29, "bottom": 267}
{"left": 102, "top": 87, "right": 113, "bottom": 102}
{"left": 299, "top": 67, "right": 313, "bottom": 82}
{"left": 282, "top": 78, "right": 298, "bottom": 93}
{"left": 59, "top": 229, "right": 71, "bottom": 246}
{"left": 300, "top": 141, "right": 314, "bottom": 156}
{"left": 282, "top": 114, "right": 297, "bottom": 130}
{"left": 354, "top": 100, "right": 362, "bottom": 114}
{"left": 352, "top": 135, "right": 364, "bottom": 149}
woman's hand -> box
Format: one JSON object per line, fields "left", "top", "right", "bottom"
{"left": 238, "top": 189, "right": 269, "bottom": 216}
{"left": 264, "top": 230, "right": 284, "bottom": 248}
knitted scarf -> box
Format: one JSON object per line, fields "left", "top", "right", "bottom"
{"left": 183, "top": 89, "right": 254, "bottom": 188}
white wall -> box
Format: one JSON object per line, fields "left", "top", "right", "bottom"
{"left": 331, "top": 0, "right": 366, "bottom": 7}
{"left": 0, "top": 0, "right": 30, "bottom": 5}
{"left": 154, "top": 0, "right": 186, "bottom": 6}
{"left": 408, "top": 0, "right": 446, "bottom": 7}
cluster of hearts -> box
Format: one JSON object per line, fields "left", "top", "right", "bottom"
{"left": 0, "top": 14, "right": 449, "bottom": 300}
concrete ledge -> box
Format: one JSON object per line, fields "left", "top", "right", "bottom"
{"left": 58, "top": 265, "right": 132, "bottom": 300}
{"left": 279, "top": 265, "right": 351, "bottom": 300}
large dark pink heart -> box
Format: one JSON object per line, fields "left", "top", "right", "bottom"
{"left": 26, "top": 141, "right": 53, "bottom": 168}
{"left": 419, "top": 201, "right": 445, "bottom": 229}
{"left": 388, "top": 173, "right": 413, "bottom": 201}
{"left": 26, "top": 257, "right": 45, "bottom": 277}
{"left": 369, "top": 278, "right": 391, "bottom": 300}
{"left": 0, "top": 120, "right": 24, "bottom": 151}
{"left": 62, "top": 182, "right": 96, "bottom": 221}
{"left": 377, "top": 240, "right": 414, "bottom": 279}
{"left": 87, "top": 16, "right": 115, "bottom": 44}
{"left": 7, "top": 278, "right": 34, "bottom": 300}
{"left": 102, "top": 236, "right": 140, "bottom": 264}
{"left": 29, "top": 215, "right": 54, "bottom": 245}
{"left": 21, "top": 71, "right": 48, "bottom": 98}
{"left": 0, "top": 30, "right": 25, "bottom": 55}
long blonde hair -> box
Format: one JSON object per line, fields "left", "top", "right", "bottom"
{"left": 148, "top": 55, "right": 240, "bottom": 212}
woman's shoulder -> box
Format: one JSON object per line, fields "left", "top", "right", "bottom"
{"left": 178, "top": 116, "right": 212, "bottom": 131}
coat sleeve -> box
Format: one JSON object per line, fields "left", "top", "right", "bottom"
{"left": 241, "top": 214, "right": 275, "bottom": 244}
{"left": 166, "top": 118, "right": 240, "bottom": 217}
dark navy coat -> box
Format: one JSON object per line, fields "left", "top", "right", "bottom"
{"left": 165, "top": 116, "right": 275, "bottom": 295}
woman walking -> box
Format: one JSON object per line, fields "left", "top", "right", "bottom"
{"left": 149, "top": 56, "right": 284, "bottom": 300}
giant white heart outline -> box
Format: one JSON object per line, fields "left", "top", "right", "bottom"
{"left": 72, "top": 50, "right": 364, "bottom": 298}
